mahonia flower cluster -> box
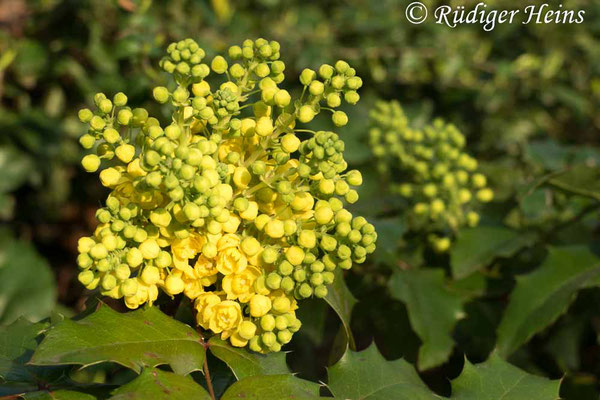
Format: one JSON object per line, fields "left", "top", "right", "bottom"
{"left": 369, "top": 100, "right": 492, "bottom": 252}
{"left": 76, "top": 38, "right": 376, "bottom": 353}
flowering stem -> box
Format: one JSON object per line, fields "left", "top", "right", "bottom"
{"left": 203, "top": 354, "right": 216, "bottom": 400}
{"left": 200, "top": 337, "right": 216, "bottom": 400}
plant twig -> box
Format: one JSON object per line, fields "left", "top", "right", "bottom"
{"left": 199, "top": 336, "right": 216, "bottom": 400}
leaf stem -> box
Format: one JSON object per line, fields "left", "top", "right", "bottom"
{"left": 203, "top": 353, "right": 216, "bottom": 400}
{"left": 199, "top": 335, "right": 216, "bottom": 400}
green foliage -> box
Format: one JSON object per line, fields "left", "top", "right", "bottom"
{"left": 2, "top": 0, "right": 600, "bottom": 398}
{"left": 497, "top": 246, "right": 600, "bottom": 357}
{"left": 389, "top": 269, "right": 465, "bottom": 370}
{"left": 30, "top": 305, "right": 206, "bottom": 375}
{"left": 451, "top": 355, "right": 560, "bottom": 400}
{"left": 327, "top": 344, "right": 439, "bottom": 399}
{"left": 0, "top": 231, "right": 56, "bottom": 325}
{"left": 324, "top": 269, "right": 358, "bottom": 350}
{"left": 208, "top": 337, "right": 289, "bottom": 380}
{"left": 220, "top": 374, "right": 321, "bottom": 400}
{"left": 109, "top": 369, "right": 211, "bottom": 400}
{"left": 450, "top": 226, "right": 536, "bottom": 279}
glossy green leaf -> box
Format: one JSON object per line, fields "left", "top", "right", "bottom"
{"left": 451, "top": 354, "right": 560, "bottom": 400}
{"left": 0, "top": 146, "right": 35, "bottom": 194}
{"left": 109, "top": 369, "right": 210, "bottom": 400}
{"left": 497, "top": 246, "right": 600, "bottom": 357}
{"left": 548, "top": 164, "right": 600, "bottom": 201}
{"left": 371, "top": 218, "right": 407, "bottom": 266}
{"left": 221, "top": 374, "right": 321, "bottom": 400}
{"left": 324, "top": 269, "right": 357, "bottom": 350}
{"left": 0, "top": 318, "right": 49, "bottom": 384}
{"left": 0, "top": 231, "right": 56, "bottom": 325}
{"left": 451, "top": 226, "right": 535, "bottom": 279}
{"left": 389, "top": 269, "right": 465, "bottom": 370}
{"left": 22, "top": 390, "right": 96, "bottom": 400}
{"left": 208, "top": 337, "right": 289, "bottom": 380}
{"left": 30, "top": 305, "right": 205, "bottom": 375}
{"left": 327, "top": 343, "right": 440, "bottom": 400}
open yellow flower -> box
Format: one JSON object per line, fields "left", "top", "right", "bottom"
{"left": 216, "top": 246, "right": 247, "bottom": 275}
{"left": 222, "top": 265, "right": 261, "bottom": 302}
{"left": 195, "top": 292, "right": 222, "bottom": 328}
{"left": 207, "top": 300, "right": 243, "bottom": 339}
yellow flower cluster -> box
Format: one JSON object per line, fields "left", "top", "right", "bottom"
{"left": 369, "top": 100, "right": 492, "bottom": 252}
{"left": 76, "top": 38, "right": 376, "bottom": 352}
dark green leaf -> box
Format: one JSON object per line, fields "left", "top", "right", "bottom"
{"left": 22, "top": 390, "right": 96, "bottom": 400}
{"left": 0, "top": 231, "right": 56, "bottom": 324}
{"left": 0, "top": 318, "right": 49, "bottom": 384}
{"left": 109, "top": 369, "right": 210, "bottom": 400}
{"left": 451, "top": 354, "right": 560, "bottom": 400}
{"left": 497, "top": 246, "right": 600, "bottom": 357}
{"left": 30, "top": 305, "right": 205, "bottom": 375}
{"left": 0, "top": 146, "right": 35, "bottom": 194}
{"left": 324, "top": 269, "right": 357, "bottom": 350}
{"left": 208, "top": 336, "right": 289, "bottom": 380}
{"left": 548, "top": 164, "right": 600, "bottom": 201}
{"left": 371, "top": 218, "right": 407, "bottom": 266}
{"left": 327, "top": 343, "right": 439, "bottom": 399}
{"left": 451, "top": 226, "right": 535, "bottom": 279}
{"left": 389, "top": 269, "right": 465, "bottom": 370}
{"left": 220, "top": 374, "right": 321, "bottom": 400}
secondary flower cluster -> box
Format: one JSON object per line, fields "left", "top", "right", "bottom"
{"left": 76, "top": 38, "right": 376, "bottom": 353}
{"left": 369, "top": 100, "right": 492, "bottom": 251}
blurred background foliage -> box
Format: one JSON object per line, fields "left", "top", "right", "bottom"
{"left": 2, "top": 0, "right": 600, "bottom": 398}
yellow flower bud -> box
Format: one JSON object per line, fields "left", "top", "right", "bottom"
{"left": 141, "top": 266, "right": 160, "bottom": 285}
{"left": 192, "top": 81, "right": 211, "bottom": 97}
{"left": 458, "top": 189, "right": 472, "bottom": 204}
{"left": 281, "top": 133, "right": 301, "bottom": 153}
{"left": 472, "top": 173, "right": 487, "bottom": 188}
{"left": 240, "top": 201, "right": 258, "bottom": 220}
{"left": 241, "top": 237, "right": 261, "bottom": 256}
{"left": 265, "top": 219, "right": 285, "bottom": 238}
{"left": 477, "top": 188, "right": 494, "bottom": 203}
{"left": 255, "top": 116, "right": 274, "bottom": 137}
{"left": 285, "top": 246, "right": 305, "bottom": 266}
{"left": 140, "top": 239, "right": 160, "bottom": 259}
{"left": 238, "top": 321, "right": 257, "bottom": 340}
{"left": 164, "top": 274, "right": 185, "bottom": 295}
{"left": 78, "top": 237, "right": 96, "bottom": 253}
{"left": 150, "top": 209, "right": 172, "bottom": 227}
{"left": 99, "top": 168, "right": 122, "bottom": 187}
{"left": 249, "top": 294, "right": 272, "bottom": 317}
{"left": 240, "top": 118, "right": 256, "bottom": 136}
{"left": 233, "top": 167, "right": 252, "bottom": 188}
{"left": 115, "top": 144, "right": 135, "bottom": 163}
{"left": 81, "top": 154, "right": 101, "bottom": 172}
{"left": 314, "top": 206, "right": 333, "bottom": 225}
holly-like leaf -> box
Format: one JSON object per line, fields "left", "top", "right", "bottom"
{"left": 22, "top": 390, "right": 96, "bottom": 400}
{"left": 30, "top": 305, "right": 205, "bottom": 375}
{"left": 220, "top": 374, "right": 321, "bottom": 400}
{"left": 0, "top": 318, "right": 49, "bottom": 384}
{"left": 0, "top": 146, "right": 35, "bottom": 194}
{"left": 496, "top": 246, "right": 600, "bottom": 357}
{"left": 108, "top": 369, "right": 210, "bottom": 400}
{"left": 451, "top": 354, "right": 560, "bottom": 400}
{"left": 0, "top": 230, "right": 56, "bottom": 325}
{"left": 451, "top": 226, "right": 535, "bottom": 279}
{"left": 327, "top": 343, "right": 440, "bottom": 400}
{"left": 548, "top": 164, "right": 600, "bottom": 200}
{"left": 389, "top": 269, "right": 465, "bottom": 370}
{"left": 208, "top": 337, "right": 289, "bottom": 380}
{"left": 371, "top": 218, "right": 407, "bottom": 266}
{"left": 324, "top": 269, "right": 357, "bottom": 350}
